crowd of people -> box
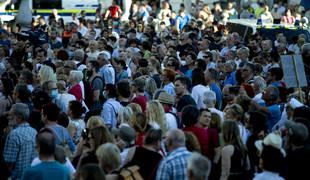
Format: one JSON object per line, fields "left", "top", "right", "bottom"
{"left": 0, "top": 0, "right": 310, "bottom": 180}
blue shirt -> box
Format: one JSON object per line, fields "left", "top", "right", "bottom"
{"left": 224, "top": 71, "right": 237, "bottom": 86}
{"left": 266, "top": 104, "right": 281, "bottom": 131}
{"left": 4, "top": 123, "right": 37, "bottom": 180}
{"left": 47, "top": 124, "right": 76, "bottom": 153}
{"left": 22, "top": 161, "right": 70, "bottom": 180}
{"left": 163, "top": 82, "right": 176, "bottom": 97}
{"left": 210, "top": 83, "right": 223, "bottom": 110}
{"left": 156, "top": 147, "right": 192, "bottom": 180}
{"left": 176, "top": 15, "right": 189, "bottom": 30}
{"left": 101, "top": 98, "right": 123, "bottom": 128}
{"left": 100, "top": 64, "right": 115, "bottom": 85}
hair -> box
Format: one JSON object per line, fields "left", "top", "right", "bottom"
{"left": 192, "top": 68, "right": 206, "bottom": 86}
{"left": 20, "top": 70, "right": 33, "bottom": 84}
{"left": 1, "top": 77, "right": 14, "bottom": 97}
{"left": 11, "top": 103, "right": 30, "bottom": 122}
{"left": 260, "top": 144, "right": 285, "bottom": 173}
{"left": 184, "top": 131, "right": 201, "bottom": 153}
{"left": 96, "top": 143, "right": 121, "bottom": 172}
{"left": 203, "top": 90, "right": 216, "bottom": 108}
{"left": 182, "top": 105, "right": 200, "bottom": 127}
{"left": 187, "top": 152, "right": 211, "bottom": 180}
{"left": 196, "top": 59, "right": 207, "bottom": 71}
{"left": 90, "top": 126, "right": 114, "bottom": 150}
{"left": 174, "top": 76, "right": 192, "bottom": 92}
{"left": 167, "top": 129, "right": 186, "bottom": 147}
{"left": 267, "top": 85, "right": 280, "bottom": 102}
{"left": 14, "top": 83, "right": 31, "bottom": 102}
{"left": 146, "top": 100, "right": 167, "bottom": 133}
{"left": 105, "top": 84, "right": 118, "bottom": 98}
{"left": 236, "top": 94, "right": 252, "bottom": 113}
{"left": 210, "top": 112, "right": 222, "bottom": 133}
{"left": 87, "top": 116, "right": 104, "bottom": 129}
{"left": 39, "top": 65, "right": 56, "bottom": 85}
{"left": 131, "top": 112, "right": 147, "bottom": 133}
{"left": 248, "top": 111, "right": 267, "bottom": 134}
{"left": 69, "top": 100, "right": 86, "bottom": 119}
{"left": 131, "top": 76, "right": 146, "bottom": 92}
{"left": 36, "top": 129, "right": 56, "bottom": 155}
{"left": 128, "top": 103, "right": 142, "bottom": 114}
{"left": 145, "top": 76, "right": 158, "bottom": 98}
{"left": 163, "top": 68, "right": 176, "bottom": 82}
{"left": 117, "top": 80, "right": 131, "bottom": 98}
{"left": 76, "top": 164, "right": 106, "bottom": 180}
{"left": 222, "top": 120, "right": 247, "bottom": 159}
{"left": 69, "top": 70, "right": 83, "bottom": 83}
{"left": 226, "top": 103, "right": 244, "bottom": 122}
{"left": 88, "top": 60, "right": 100, "bottom": 72}
{"left": 117, "top": 107, "right": 133, "bottom": 125}
{"left": 268, "top": 67, "right": 284, "bottom": 81}
{"left": 57, "top": 112, "right": 69, "bottom": 128}
{"left": 42, "top": 103, "right": 60, "bottom": 122}
{"left": 149, "top": 58, "right": 161, "bottom": 73}
{"left": 253, "top": 76, "right": 266, "bottom": 92}
{"left": 144, "top": 128, "right": 162, "bottom": 145}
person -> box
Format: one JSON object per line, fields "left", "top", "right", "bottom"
{"left": 86, "top": 60, "right": 104, "bottom": 108}
{"left": 104, "top": 0, "right": 123, "bottom": 20}
{"left": 175, "top": 9, "right": 189, "bottom": 32}
{"left": 158, "top": 91, "right": 178, "bottom": 129}
{"left": 191, "top": 68, "right": 210, "bottom": 110}
{"left": 97, "top": 52, "right": 115, "bottom": 85}
{"left": 3, "top": 103, "right": 37, "bottom": 180}
{"left": 55, "top": 80, "right": 76, "bottom": 113}
{"left": 75, "top": 164, "right": 106, "bottom": 180}
{"left": 67, "top": 100, "right": 86, "bottom": 144}
{"left": 131, "top": 76, "right": 148, "bottom": 113}
{"left": 96, "top": 142, "right": 121, "bottom": 174}
{"left": 182, "top": 105, "right": 209, "bottom": 157}
{"left": 68, "top": 70, "right": 83, "bottom": 103}
{"left": 220, "top": 120, "right": 250, "bottom": 180}
{"left": 117, "top": 80, "right": 131, "bottom": 106}
{"left": 161, "top": 68, "right": 176, "bottom": 96}
{"left": 123, "top": 128, "right": 163, "bottom": 179}
{"left": 254, "top": 133, "right": 286, "bottom": 180}
{"left": 22, "top": 129, "right": 70, "bottom": 180}
{"left": 174, "top": 76, "right": 196, "bottom": 114}
{"left": 187, "top": 152, "right": 211, "bottom": 180}
{"left": 205, "top": 68, "right": 222, "bottom": 110}
{"left": 156, "top": 129, "right": 192, "bottom": 180}
{"left": 101, "top": 84, "right": 122, "bottom": 129}
{"left": 42, "top": 103, "right": 76, "bottom": 154}
{"left": 146, "top": 100, "right": 167, "bottom": 133}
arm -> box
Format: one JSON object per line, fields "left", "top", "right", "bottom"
{"left": 3, "top": 133, "right": 18, "bottom": 170}
{"left": 104, "top": 10, "right": 111, "bottom": 20}
{"left": 251, "top": 100, "right": 269, "bottom": 114}
{"left": 220, "top": 145, "right": 234, "bottom": 180}
{"left": 175, "top": 18, "right": 180, "bottom": 32}
{"left": 156, "top": 161, "right": 170, "bottom": 180}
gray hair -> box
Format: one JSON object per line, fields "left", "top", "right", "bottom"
{"left": 204, "top": 90, "right": 217, "bottom": 107}
{"left": 187, "top": 152, "right": 211, "bottom": 180}
{"left": 69, "top": 70, "right": 83, "bottom": 82}
{"left": 267, "top": 85, "right": 279, "bottom": 101}
{"left": 74, "top": 49, "right": 85, "bottom": 61}
{"left": 11, "top": 103, "right": 30, "bottom": 122}
{"left": 302, "top": 43, "right": 310, "bottom": 54}
{"left": 167, "top": 129, "right": 186, "bottom": 147}
{"left": 253, "top": 76, "right": 267, "bottom": 92}
{"left": 117, "top": 107, "right": 133, "bottom": 125}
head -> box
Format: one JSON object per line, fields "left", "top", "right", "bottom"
{"left": 131, "top": 76, "right": 145, "bottom": 93}
{"left": 42, "top": 103, "right": 60, "bottom": 123}
{"left": 68, "top": 100, "right": 86, "bottom": 119}
{"left": 146, "top": 100, "right": 167, "bottom": 132}
{"left": 117, "top": 107, "right": 133, "bottom": 125}
{"left": 13, "top": 83, "right": 31, "bottom": 102}
{"left": 253, "top": 76, "right": 267, "bottom": 94}
{"left": 205, "top": 68, "right": 218, "bottom": 84}
{"left": 262, "top": 86, "right": 279, "bottom": 105}
{"left": 266, "top": 67, "right": 283, "bottom": 84}
{"left": 164, "top": 129, "right": 186, "bottom": 152}
{"left": 96, "top": 143, "right": 121, "bottom": 173}
{"left": 224, "top": 103, "right": 244, "bottom": 121}
{"left": 86, "top": 116, "right": 104, "bottom": 129}
{"left": 241, "top": 63, "right": 255, "bottom": 82}
{"left": 182, "top": 105, "right": 200, "bottom": 127}
{"left": 203, "top": 90, "right": 216, "bottom": 108}
{"left": 161, "top": 68, "right": 176, "bottom": 84}
{"left": 36, "top": 129, "right": 56, "bottom": 156}
{"left": 198, "top": 109, "right": 211, "bottom": 128}
{"left": 144, "top": 128, "right": 162, "bottom": 151}
{"left": 117, "top": 80, "right": 131, "bottom": 99}
{"left": 174, "top": 76, "right": 191, "bottom": 96}
{"left": 192, "top": 68, "right": 206, "bottom": 86}
{"left": 8, "top": 103, "right": 30, "bottom": 126}
{"left": 42, "top": 80, "right": 58, "bottom": 101}
{"left": 187, "top": 152, "right": 211, "bottom": 180}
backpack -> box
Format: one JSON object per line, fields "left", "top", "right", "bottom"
{"left": 119, "top": 165, "right": 143, "bottom": 180}
{"left": 167, "top": 111, "right": 183, "bottom": 129}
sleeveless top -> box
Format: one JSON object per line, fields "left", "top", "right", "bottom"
{"left": 228, "top": 146, "right": 248, "bottom": 180}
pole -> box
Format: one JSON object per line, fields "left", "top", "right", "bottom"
{"left": 292, "top": 55, "right": 302, "bottom": 101}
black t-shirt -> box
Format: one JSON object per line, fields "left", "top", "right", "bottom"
{"left": 176, "top": 95, "right": 197, "bottom": 112}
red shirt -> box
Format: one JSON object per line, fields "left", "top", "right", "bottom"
{"left": 68, "top": 84, "right": 82, "bottom": 102}
{"left": 131, "top": 95, "right": 147, "bottom": 113}
{"left": 183, "top": 125, "right": 209, "bottom": 156}
{"left": 109, "top": 5, "right": 121, "bottom": 18}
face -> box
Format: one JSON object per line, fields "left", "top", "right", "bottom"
{"left": 224, "top": 107, "right": 235, "bottom": 120}
{"left": 223, "top": 87, "right": 234, "bottom": 103}
{"left": 174, "top": 80, "right": 186, "bottom": 96}
{"left": 241, "top": 66, "right": 252, "bottom": 80}
{"left": 199, "top": 110, "right": 211, "bottom": 127}
{"left": 47, "top": 82, "right": 57, "bottom": 97}
{"left": 36, "top": 51, "right": 46, "bottom": 63}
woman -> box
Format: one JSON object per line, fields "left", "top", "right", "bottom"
{"left": 148, "top": 58, "right": 162, "bottom": 88}
{"left": 191, "top": 68, "right": 210, "bottom": 110}
{"left": 220, "top": 120, "right": 250, "bottom": 180}
{"left": 224, "top": 104, "right": 249, "bottom": 144}
{"left": 114, "top": 59, "right": 129, "bottom": 83}
{"left": 0, "top": 78, "right": 13, "bottom": 115}
{"left": 67, "top": 100, "right": 86, "bottom": 144}
{"left": 281, "top": 9, "right": 295, "bottom": 24}
{"left": 144, "top": 76, "right": 158, "bottom": 100}
{"left": 68, "top": 70, "right": 83, "bottom": 102}
{"left": 131, "top": 112, "right": 149, "bottom": 146}
{"left": 74, "top": 126, "right": 114, "bottom": 169}
{"left": 146, "top": 100, "right": 167, "bottom": 134}
{"left": 161, "top": 68, "right": 176, "bottom": 96}
{"left": 117, "top": 106, "right": 133, "bottom": 127}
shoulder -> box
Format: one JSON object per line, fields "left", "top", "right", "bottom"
{"left": 222, "top": 145, "right": 234, "bottom": 156}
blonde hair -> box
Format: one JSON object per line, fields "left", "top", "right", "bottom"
{"left": 39, "top": 65, "right": 56, "bottom": 85}
{"left": 128, "top": 103, "right": 142, "bottom": 114}
{"left": 96, "top": 143, "right": 121, "bottom": 172}
{"left": 69, "top": 70, "right": 83, "bottom": 83}
{"left": 117, "top": 107, "right": 133, "bottom": 125}
{"left": 146, "top": 100, "right": 167, "bottom": 133}
{"left": 87, "top": 116, "right": 104, "bottom": 129}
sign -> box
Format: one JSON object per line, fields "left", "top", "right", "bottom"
{"left": 281, "top": 55, "right": 308, "bottom": 88}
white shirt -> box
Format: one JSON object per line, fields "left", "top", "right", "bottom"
{"left": 253, "top": 171, "right": 285, "bottom": 180}
{"left": 191, "top": 84, "right": 210, "bottom": 110}
{"left": 55, "top": 93, "right": 76, "bottom": 113}
{"left": 78, "top": 26, "right": 88, "bottom": 37}
{"left": 165, "top": 113, "right": 178, "bottom": 130}
{"left": 253, "top": 93, "right": 265, "bottom": 105}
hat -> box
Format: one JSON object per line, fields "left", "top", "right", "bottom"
{"left": 285, "top": 121, "right": 309, "bottom": 144}
{"left": 287, "top": 98, "right": 303, "bottom": 109}
{"left": 255, "top": 133, "right": 286, "bottom": 156}
{"left": 158, "top": 91, "right": 175, "bottom": 105}
{"left": 112, "top": 126, "right": 136, "bottom": 144}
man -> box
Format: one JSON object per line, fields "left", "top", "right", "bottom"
{"left": 3, "top": 103, "right": 37, "bottom": 180}
{"left": 86, "top": 60, "right": 104, "bottom": 107}
{"left": 22, "top": 129, "right": 70, "bottom": 180}
{"left": 131, "top": 76, "right": 148, "bottom": 113}
{"left": 42, "top": 80, "right": 58, "bottom": 103}
{"left": 35, "top": 48, "right": 48, "bottom": 71}
{"left": 73, "top": 49, "right": 86, "bottom": 71}
{"left": 220, "top": 34, "right": 236, "bottom": 57}
{"left": 104, "top": 0, "right": 123, "bottom": 20}
{"left": 266, "top": 67, "right": 284, "bottom": 88}
{"left": 101, "top": 84, "right": 122, "bottom": 129}
{"left": 205, "top": 68, "right": 222, "bottom": 110}
{"left": 236, "top": 47, "right": 250, "bottom": 68}
{"left": 187, "top": 152, "right": 211, "bottom": 180}
{"left": 97, "top": 52, "right": 115, "bottom": 85}
{"left": 175, "top": 9, "right": 189, "bottom": 32}
{"left": 124, "top": 129, "right": 163, "bottom": 180}
{"left": 223, "top": 60, "right": 237, "bottom": 86}
{"left": 174, "top": 76, "right": 196, "bottom": 114}
{"left": 253, "top": 76, "right": 267, "bottom": 105}
{"left": 261, "top": 39, "right": 273, "bottom": 53}
{"left": 156, "top": 129, "right": 192, "bottom": 180}
{"left": 182, "top": 105, "right": 209, "bottom": 157}
{"left": 252, "top": 86, "right": 281, "bottom": 131}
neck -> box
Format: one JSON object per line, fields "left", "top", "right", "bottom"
{"left": 39, "top": 154, "right": 55, "bottom": 162}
